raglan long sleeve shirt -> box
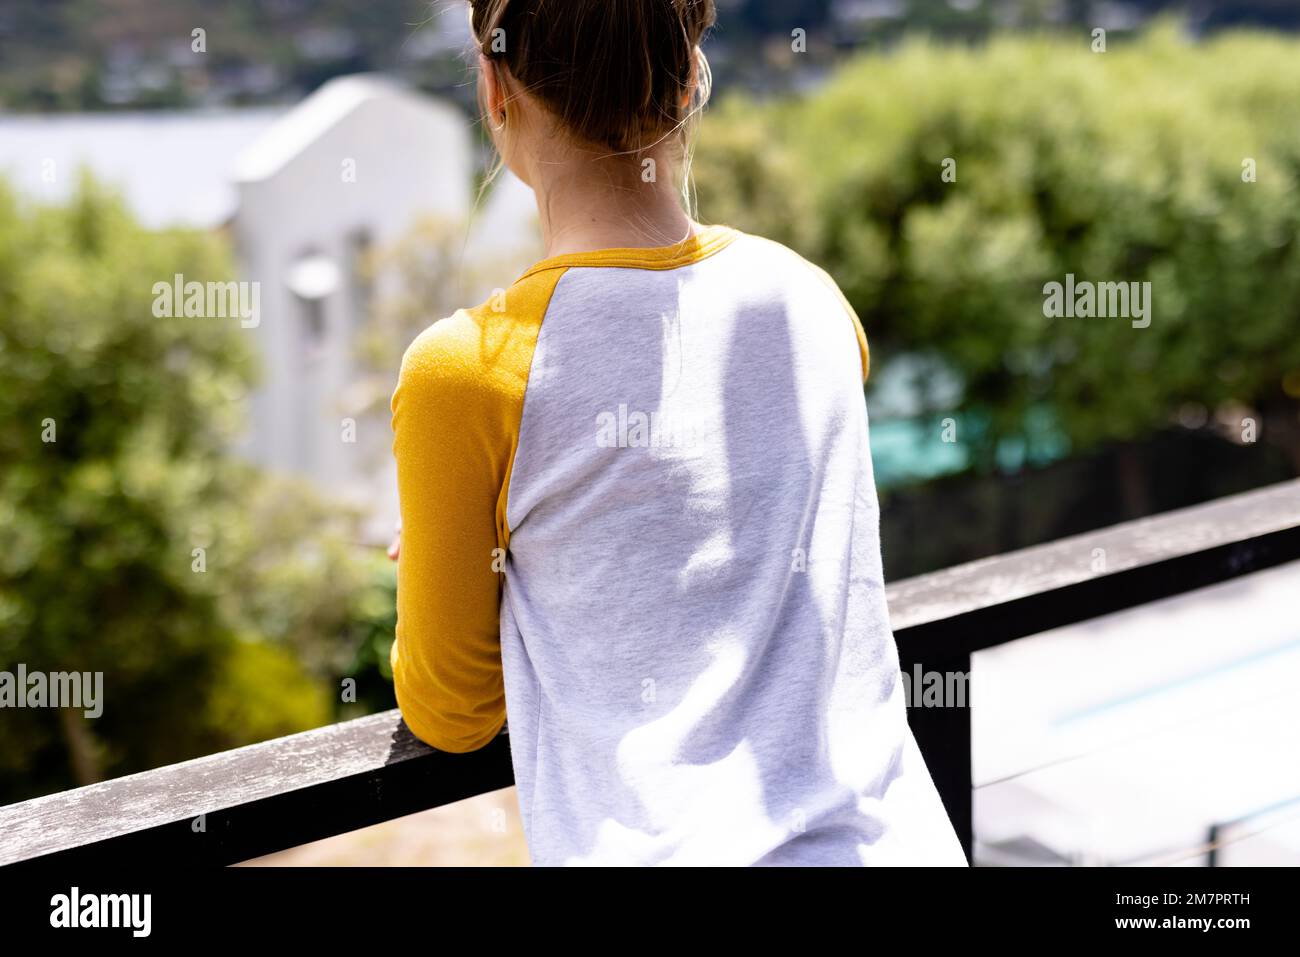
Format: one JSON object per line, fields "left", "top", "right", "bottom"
{"left": 390, "top": 224, "right": 966, "bottom": 866}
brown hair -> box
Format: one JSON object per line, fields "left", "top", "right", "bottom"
{"left": 469, "top": 0, "right": 716, "bottom": 155}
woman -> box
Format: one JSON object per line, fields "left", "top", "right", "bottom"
{"left": 389, "top": 0, "right": 966, "bottom": 866}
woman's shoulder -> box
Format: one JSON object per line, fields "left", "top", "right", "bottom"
{"left": 725, "top": 230, "right": 869, "bottom": 383}
{"left": 731, "top": 230, "right": 837, "bottom": 283}
{"left": 396, "top": 267, "right": 560, "bottom": 404}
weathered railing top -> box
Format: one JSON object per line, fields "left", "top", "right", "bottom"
{"left": 3, "top": 477, "right": 1299, "bottom": 867}
{"left": 0, "top": 708, "right": 516, "bottom": 867}
{"left": 886, "top": 477, "right": 1300, "bottom": 652}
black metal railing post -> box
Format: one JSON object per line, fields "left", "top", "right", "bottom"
{"left": 902, "top": 650, "right": 973, "bottom": 861}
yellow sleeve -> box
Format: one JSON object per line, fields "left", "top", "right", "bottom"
{"left": 389, "top": 269, "right": 562, "bottom": 752}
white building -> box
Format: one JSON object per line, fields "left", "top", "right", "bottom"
{"left": 0, "top": 75, "right": 541, "bottom": 538}
{"left": 230, "top": 75, "right": 471, "bottom": 524}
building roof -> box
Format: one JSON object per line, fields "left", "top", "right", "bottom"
{"left": 0, "top": 74, "right": 467, "bottom": 229}
{"left": 231, "top": 74, "right": 465, "bottom": 185}
{"left": 0, "top": 107, "right": 283, "bottom": 229}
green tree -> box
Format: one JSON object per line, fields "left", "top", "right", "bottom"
{"left": 696, "top": 25, "right": 1300, "bottom": 485}
{"left": 0, "top": 175, "right": 389, "bottom": 803}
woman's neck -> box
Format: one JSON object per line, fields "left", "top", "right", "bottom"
{"left": 529, "top": 148, "right": 698, "bottom": 257}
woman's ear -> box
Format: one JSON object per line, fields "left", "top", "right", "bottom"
{"left": 681, "top": 47, "right": 701, "bottom": 110}
{"left": 480, "top": 53, "right": 505, "bottom": 123}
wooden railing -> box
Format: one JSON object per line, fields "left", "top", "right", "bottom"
{"left": 3, "top": 478, "right": 1299, "bottom": 867}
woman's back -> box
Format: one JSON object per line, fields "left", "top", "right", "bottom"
{"left": 390, "top": 0, "right": 964, "bottom": 866}
{"left": 391, "top": 225, "right": 965, "bottom": 865}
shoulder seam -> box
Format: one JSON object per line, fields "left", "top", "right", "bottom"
{"left": 498, "top": 264, "right": 569, "bottom": 545}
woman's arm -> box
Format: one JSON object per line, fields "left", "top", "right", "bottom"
{"left": 388, "top": 317, "right": 512, "bottom": 753}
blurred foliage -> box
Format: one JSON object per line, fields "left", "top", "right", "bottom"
{"left": 352, "top": 215, "right": 480, "bottom": 413}
{"left": 0, "top": 175, "right": 395, "bottom": 803}
{"left": 10, "top": 1, "right": 1300, "bottom": 112}
{"left": 0, "top": 0, "right": 443, "bottom": 111}
{"left": 8, "top": 20, "right": 1300, "bottom": 805}
{"left": 354, "top": 206, "right": 542, "bottom": 413}
{"left": 696, "top": 24, "right": 1300, "bottom": 470}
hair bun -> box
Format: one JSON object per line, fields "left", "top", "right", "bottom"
{"left": 471, "top": 0, "right": 716, "bottom": 153}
